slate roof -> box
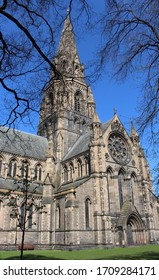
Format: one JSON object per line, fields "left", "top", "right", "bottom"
{"left": 63, "top": 131, "right": 91, "bottom": 161}
{"left": 58, "top": 177, "right": 90, "bottom": 193}
{"left": 0, "top": 127, "right": 48, "bottom": 160}
{"left": 62, "top": 119, "right": 111, "bottom": 162}
{"left": 0, "top": 178, "right": 43, "bottom": 194}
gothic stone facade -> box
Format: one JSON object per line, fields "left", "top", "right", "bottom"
{"left": 0, "top": 15, "right": 159, "bottom": 249}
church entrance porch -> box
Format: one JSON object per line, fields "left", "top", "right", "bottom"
{"left": 126, "top": 214, "right": 146, "bottom": 245}
{"left": 117, "top": 201, "right": 147, "bottom": 246}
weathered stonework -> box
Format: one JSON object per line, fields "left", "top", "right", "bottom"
{"left": 0, "top": 14, "right": 159, "bottom": 250}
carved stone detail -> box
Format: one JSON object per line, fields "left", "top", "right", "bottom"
{"left": 108, "top": 133, "right": 131, "bottom": 165}
{"left": 111, "top": 120, "right": 124, "bottom": 132}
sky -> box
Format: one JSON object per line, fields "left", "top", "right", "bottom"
{"left": 73, "top": 1, "right": 141, "bottom": 135}
{"left": 1, "top": 1, "right": 155, "bottom": 177}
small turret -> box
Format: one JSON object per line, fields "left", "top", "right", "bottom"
{"left": 91, "top": 111, "right": 104, "bottom": 145}
{"left": 87, "top": 87, "right": 95, "bottom": 118}
{"left": 130, "top": 122, "right": 140, "bottom": 146}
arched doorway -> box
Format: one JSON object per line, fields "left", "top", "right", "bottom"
{"left": 126, "top": 213, "right": 146, "bottom": 245}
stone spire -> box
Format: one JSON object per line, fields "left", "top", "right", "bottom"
{"left": 57, "top": 14, "right": 78, "bottom": 59}
{"left": 54, "top": 14, "right": 84, "bottom": 80}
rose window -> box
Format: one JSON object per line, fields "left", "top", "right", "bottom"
{"left": 108, "top": 133, "right": 130, "bottom": 164}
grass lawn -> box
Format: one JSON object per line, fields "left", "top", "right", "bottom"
{"left": 0, "top": 245, "right": 159, "bottom": 260}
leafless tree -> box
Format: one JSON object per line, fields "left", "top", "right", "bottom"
{"left": 0, "top": 0, "right": 91, "bottom": 128}
{"left": 96, "top": 0, "right": 159, "bottom": 135}
{"left": 5, "top": 162, "right": 47, "bottom": 260}
{"left": 93, "top": 0, "right": 159, "bottom": 190}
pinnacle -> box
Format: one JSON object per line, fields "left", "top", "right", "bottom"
{"left": 130, "top": 122, "right": 138, "bottom": 137}
{"left": 92, "top": 111, "right": 101, "bottom": 123}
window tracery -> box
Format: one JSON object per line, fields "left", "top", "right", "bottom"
{"left": 118, "top": 169, "right": 125, "bottom": 209}
{"left": 84, "top": 157, "right": 89, "bottom": 175}
{"left": 106, "top": 168, "right": 113, "bottom": 212}
{"left": 20, "top": 203, "right": 33, "bottom": 229}
{"left": 69, "top": 163, "right": 74, "bottom": 181}
{"left": 63, "top": 165, "right": 68, "bottom": 182}
{"left": 77, "top": 159, "right": 82, "bottom": 177}
{"left": 108, "top": 133, "right": 131, "bottom": 164}
{"left": 21, "top": 160, "right": 29, "bottom": 178}
{"left": 8, "top": 158, "right": 17, "bottom": 178}
{"left": 35, "top": 164, "right": 42, "bottom": 181}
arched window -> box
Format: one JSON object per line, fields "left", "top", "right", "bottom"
{"left": 130, "top": 173, "right": 136, "bottom": 204}
{"left": 74, "top": 91, "right": 82, "bottom": 112}
{"left": 63, "top": 165, "right": 68, "bottom": 182}
{"left": 21, "top": 160, "right": 29, "bottom": 178}
{"left": 28, "top": 204, "right": 33, "bottom": 229}
{"left": 118, "top": 169, "right": 125, "bottom": 209}
{"left": 69, "top": 163, "right": 74, "bottom": 181}
{"left": 106, "top": 168, "right": 113, "bottom": 212}
{"left": 8, "top": 159, "right": 17, "bottom": 177}
{"left": 21, "top": 203, "right": 33, "bottom": 229}
{"left": 20, "top": 203, "right": 25, "bottom": 229}
{"left": 77, "top": 159, "right": 82, "bottom": 177}
{"left": 56, "top": 206, "right": 60, "bottom": 229}
{"left": 35, "top": 164, "right": 42, "bottom": 181}
{"left": 85, "top": 198, "right": 91, "bottom": 228}
{"left": 84, "top": 157, "right": 89, "bottom": 175}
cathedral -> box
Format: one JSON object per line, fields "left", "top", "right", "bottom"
{"left": 0, "top": 15, "right": 159, "bottom": 250}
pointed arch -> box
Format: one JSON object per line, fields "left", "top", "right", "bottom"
{"left": 118, "top": 168, "right": 125, "bottom": 209}
{"left": 85, "top": 197, "right": 91, "bottom": 228}
{"left": 74, "top": 91, "right": 82, "bottom": 112}
{"left": 8, "top": 158, "right": 17, "bottom": 178}
{"left": 28, "top": 204, "right": 33, "bottom": 229}
{"left": 21, "top": 160, "right": 30, "bottom": 178}
{"left": 77, "top": 158, "right": 82, "bottom": 177}
{"left": 84, "top": 156, "right": 89, "bottom": 176}
{"left": 130, "top": 172, "right": 137, "bottom": 204}
{"left": 63, "top": 164, "right": 68, "bottom": 182}
{"left": 106, "top": 167, "right": 114, "bottom": 212}
{"left": 34, "top": 163, "right": 42, "bottom": 181}
{"left": 69, "top": 162, "right": 74, "bottom": 181}
{"left": 127, "top": 213, "right": 146, "bottom": 245}
{"left": 20, "top": 203, "right": 25, "bottom": 229}
{"left": 56, "top": 205, "right": 60, "bottom": 229}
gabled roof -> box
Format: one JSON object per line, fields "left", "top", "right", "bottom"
{"left": 0, "top": 127, "right": 48, "bottom": 160}
{"left": 62, "top": 119, "right": 111, "bottom": 162}
{"left": 62, "top": 131, "right": 91, "bottom": 161}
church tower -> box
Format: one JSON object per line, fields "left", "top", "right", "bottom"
{"left": 38, "top": 14, "right": 96, "bottom": 161}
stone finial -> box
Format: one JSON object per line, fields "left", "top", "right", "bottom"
{"left": 114, "top": 107, "right": 117, "bottom": 115}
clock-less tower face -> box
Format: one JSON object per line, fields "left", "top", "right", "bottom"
{"left": 108, "top": 133, "right": 131, "bottom": 164}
